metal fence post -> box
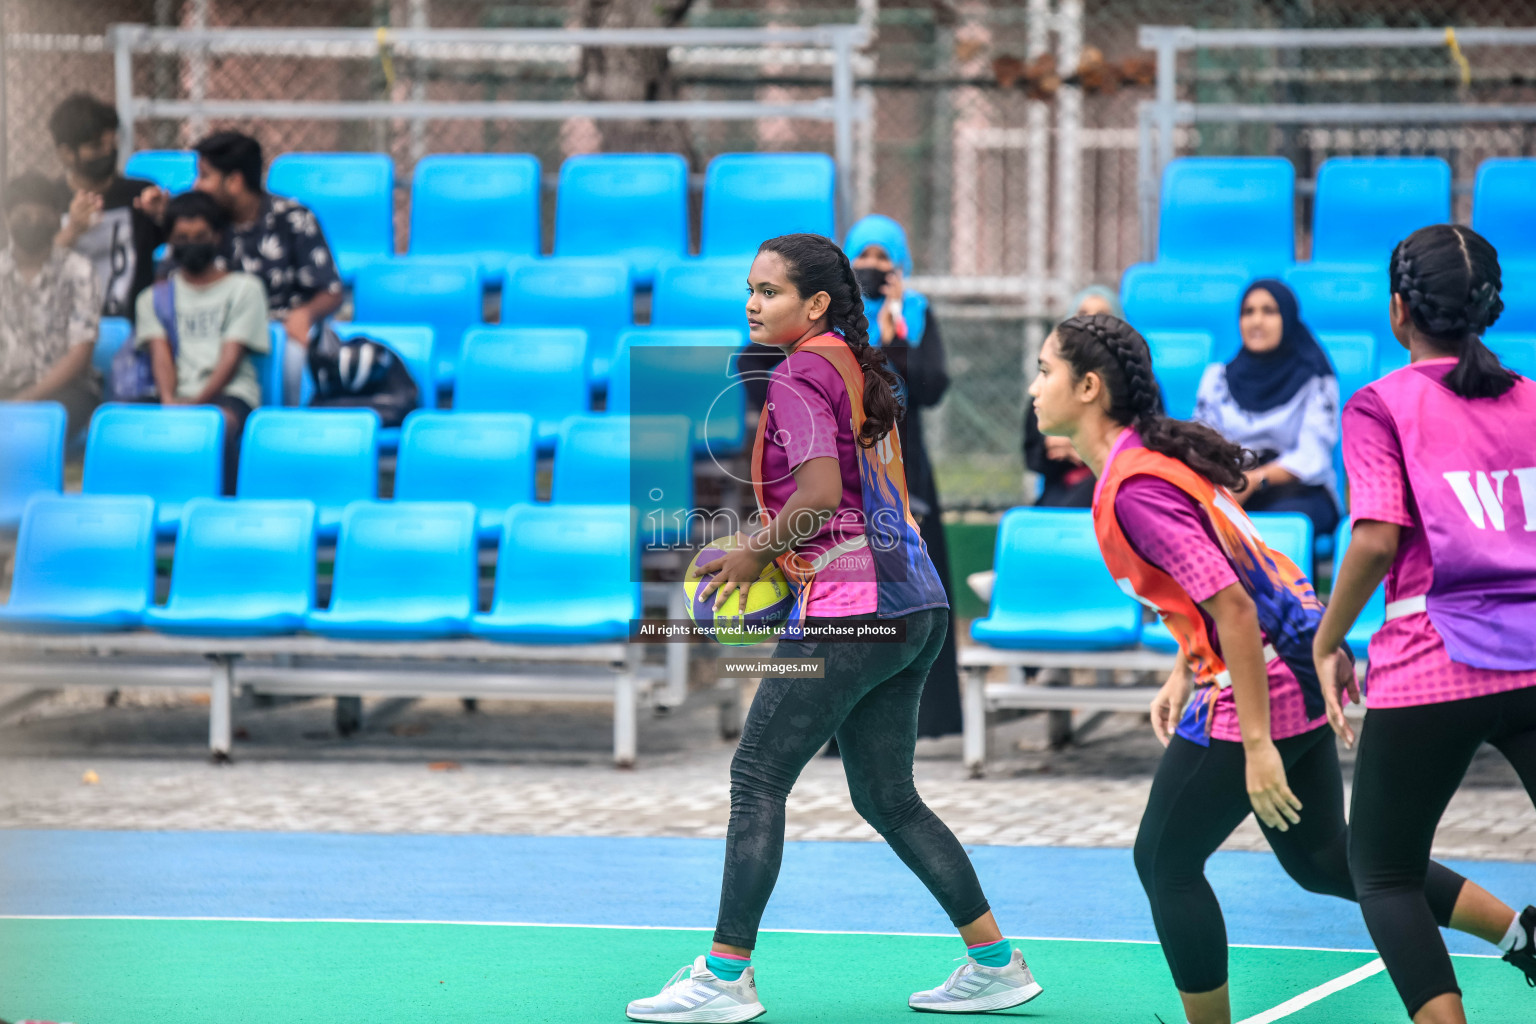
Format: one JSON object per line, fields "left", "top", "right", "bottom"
{"left": 111, "top": 25, "right": 138, "bottom": 162}
{"left": 831, "top": 29, "right": 855, "bottom": 238}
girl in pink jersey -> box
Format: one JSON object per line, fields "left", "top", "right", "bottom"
{"left": 1032, "top": 314, "right": 1523, "bottom": 1024}
{"left": 1315, "top": 224, "right": 1536, "bottom": 1023}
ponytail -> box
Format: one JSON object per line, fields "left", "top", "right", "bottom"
{"left": 1390, "top": 224, "right": 1518, "bottom": 399}
{"left": 757, "top": 232, "right": 905, "bottom": 448}
{"left": 1054, "top": 314, "right": 1259, "bottom": 491}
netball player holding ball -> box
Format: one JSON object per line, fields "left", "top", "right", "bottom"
{"left": 1313, "top": 224, "right": 1536, "bottom": 1024}
{"left": 1028, "top": 312, "right": 1524, "bottom": 1024}
{"left": 625, "top": 233, "right": 1042, "bottom": 1021}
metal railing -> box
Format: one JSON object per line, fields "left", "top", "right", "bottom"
{"left": 1135, "top": 25, "right": 1536, "bottom": 262}
{"left": 106, "top": 23, "right": 871, "bottom": 234}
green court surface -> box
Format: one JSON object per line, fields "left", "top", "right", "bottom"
{"left": 1, "top": 919, "right": 1527, "bottom": 1024}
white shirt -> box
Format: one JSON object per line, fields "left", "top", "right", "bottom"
{"left": 1193, "top": 364, "right": 1341, "bottom": 502}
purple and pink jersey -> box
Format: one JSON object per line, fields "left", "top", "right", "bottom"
{"left": 1115, "top": 473, "right": 1327, "bottom": 742}
{"left": 759, "top": 349, "right": 878, "bottom": 617}
{"left": 1343, "top": 358, "right": 1536, "bottom": 708}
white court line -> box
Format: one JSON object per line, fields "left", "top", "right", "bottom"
{"left": 1235, "top": 958, "right": 1386, "bottom": 1024}
{"left": 0, "top": 915, "right": 1500, "bottom": 959}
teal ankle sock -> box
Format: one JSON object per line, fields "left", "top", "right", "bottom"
{"left": 705, "top": 951, "right": 750, "bottom": 981}
{"left": 966, "top": 938, "right": 1012, "bottom": 968}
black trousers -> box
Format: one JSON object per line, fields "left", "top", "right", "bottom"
{"left": 1349, "top": 685, "right": 1536, "bottom": 1017}
{"left": 1135, "top": 726, "right": 1467, "bottom": 996}
{"left": 713, "top": 608, "right": 990, "bottom": 949}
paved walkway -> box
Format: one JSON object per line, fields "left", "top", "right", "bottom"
{"left": 0, "top": 686, "right": 1531, "bottom": 861}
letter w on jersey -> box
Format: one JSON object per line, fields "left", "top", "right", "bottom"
{"left": 1443, "top": 467, "right": 1536, "bottom": 531}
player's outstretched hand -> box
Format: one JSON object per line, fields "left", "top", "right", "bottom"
{"left": 1315, "top": 645, "right": 1360, "bottom": 749}
{"left": 1149, "top": 661, "right": 1192, "bottom": 747}
{"left": 1245, "top": 737, "right": 1302, "bottom": 832}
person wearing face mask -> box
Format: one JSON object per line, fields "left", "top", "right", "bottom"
{"left": 0, "top": 173, "right": 102, "bottom": 434}
{"left": 141, "top": 131, "right": 343, "bottom": 405}
{"left": 1193, "top": 280, "right": 1340, "bottom": 541}
{"left": 843, "top": 214, "right": 963, "bottom": 739}
{"left": 133, "top": 191, "right": 269, "bottom": 494}
{"left": 47, "top": 93, "right": 163, "bottom": 321}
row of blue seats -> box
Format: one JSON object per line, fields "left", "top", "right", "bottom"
{"left": 1, "top": 403, "right": 697, "bottom": 543}
{"left": 1152, "top": 154, "right": 1536, "bottom": 279}
{"left": 1125, "top": 262, "right": 1536, "bottom": 369}
{"left": 973, "top": 508, "right": 1383, "bottom": 655}
{"left": 1143, "top": 326, "right": 1536, "bottom": 421}
{"left": 0, "top": 494, "right": 638, "bottom": 643}
{"left": 125, "top": 149, "right": 834, "bottom": 286}
{"left": 94, "top": 259, "right": 755, "bottom": 390}
{"left": 90, "top": 317, "right": 750, "bottom": 437}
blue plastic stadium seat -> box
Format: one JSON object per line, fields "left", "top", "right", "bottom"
{"left": 93, "top": 317, "right": 133, "bottom": 379}
{"left": 1334, "top": 521, "right": 1387, "bottom": 655}
{"left": 1493, "top": 273, "right": 1536, "bottom": 335}
{"left": 408, "top": 154, "right": 542, "bottom": 283}
{"left": 0, "top": 494, "right": 155, "bottom": 632}
{"left": 125, "top": 150, "right": 198, "bottom": 194}
{"left": 1144, "top": 330, "right": 1213, "bottom": 420}
{"left": 0, "top": 402, "right": 66, "bottom": 530}
{"left": 454, "top": 327, "right": 589, "bottom": 449}
{"left": 553, "top": 415, "right": 693, "bottom": 546}
{"left": 500, "top": 258, "right": 632, "bottom": 385}
{"left": 1283, "top": 265, "right": 1394, "bottom": 355}
{"left": 701, "top": 153, "right": 836, "bottom": 258}
{"left": 304, "top": 501, "right": 477, "bottom": 640}
{"left": 352, "top": 258, "right": 482, "bottom": 386}
{"left": 608, "top": 328, "right": 746, "bottom": 455}
{"left": 1472, "top": 158, "right": 1536, "bottom": 266}
{"left": 1311, "top": 157, "right": 1451, "bottom": 268}
{"left": 1143, "top": 511, "right": 1316, "bottom": 653}
{"left": 971, "top": 508, "right": 1141, "bottom": 650}
{"left": 143, "top": 498, "right": 316, "bottom": 636}
{"left": 1120, "top": 265, "right": 1249, "bottom": 363}
{"left": 394, "top": 411, "right": 536, "bottom": 540}
{"left": 1316, "top": 333, "right": 1375, "bottom": 406}
{"left": 1484, "top": 334, "right": 1536, "bottom": 379}
{"left": 266, "top": 153, "right": 394, "bottom": 282}
{"left": 1156, "top": 157, "right": 1295, "bottom": 279}
{"left": 330, "top": 323, "right": 436, "bottom": 449}
{"left": 555, "top": 154, "right": 688, "bottom": 286}
{"left": 236, "top": 408, "right": 379, "bottom": 539}
{"left": 651, "top": 258, "right": 752, "bottom": 332}
{"left": 82, "top": 405, "right": 224, "bottom": 536}
{"left": 471, "top": 504, "right": 641, "bottom": 644}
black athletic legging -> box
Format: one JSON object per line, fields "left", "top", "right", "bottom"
{"left": 714, "top": 607, "right": 991, "bottom": 949}
{"left": 1349, "top": 684, "right": 1536, "bottom": 1018}
{"left": 1136, "top": 724, "right": 1469, "bottom": 996}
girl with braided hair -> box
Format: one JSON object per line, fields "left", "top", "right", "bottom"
{"left": 626, "top": 234, "right": 1043, "bottom": 1022}
{"left": 1029, "top": 313, "right": 1522, "bottom": 1024}
{"left": 1314, "top": 223, "right": 1536, "bottom": 1024}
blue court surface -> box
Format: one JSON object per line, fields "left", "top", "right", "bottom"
{"left": 1, "top": 831, "right": 1532, "bottom": 1022}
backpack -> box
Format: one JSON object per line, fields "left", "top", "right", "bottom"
{"left": 110, "top": 281, "right": 177, "bottom": 400}
{"left": 306, "top": 324, "right": 420, "bottom": 428}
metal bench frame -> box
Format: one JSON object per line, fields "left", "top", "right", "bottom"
{"left": 959, "top": 643, "right": 1364, "bottom": 778}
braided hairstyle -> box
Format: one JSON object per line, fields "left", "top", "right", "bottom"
{"left": 1054, "top": 314, "right": 1259, "bottom": 491}
{"left": 757, "top": 232, "right": 905, "bottom": 448}
{"left": 1390, "top": 224, "right": 1517, "bottom": 399}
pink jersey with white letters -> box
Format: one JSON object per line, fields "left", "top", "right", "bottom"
{"left": 1342, "top": 357, "right": 1536, "bottom": 708}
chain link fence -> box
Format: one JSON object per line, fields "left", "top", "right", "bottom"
{"left": 5, "top": 0, "right": 1536, "bottom": 508}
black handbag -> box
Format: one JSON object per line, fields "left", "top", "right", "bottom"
{"left": 306, "top": 325, "right": 420, "bottom": 428}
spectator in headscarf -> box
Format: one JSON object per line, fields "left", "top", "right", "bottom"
{"left": 1194, "top": 278, "right": 1340, "bottom": 537}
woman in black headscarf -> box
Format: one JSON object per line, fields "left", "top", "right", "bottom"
{"left": 1192, "top": 278, "right": 1341, "bottom": 537}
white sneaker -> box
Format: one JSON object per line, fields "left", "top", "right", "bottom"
{"left": 908, "top": 947, "right": 1044, "bottom": 1013}
{"left": 625, "top": 955, "right": 767, "bottom": 1023}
